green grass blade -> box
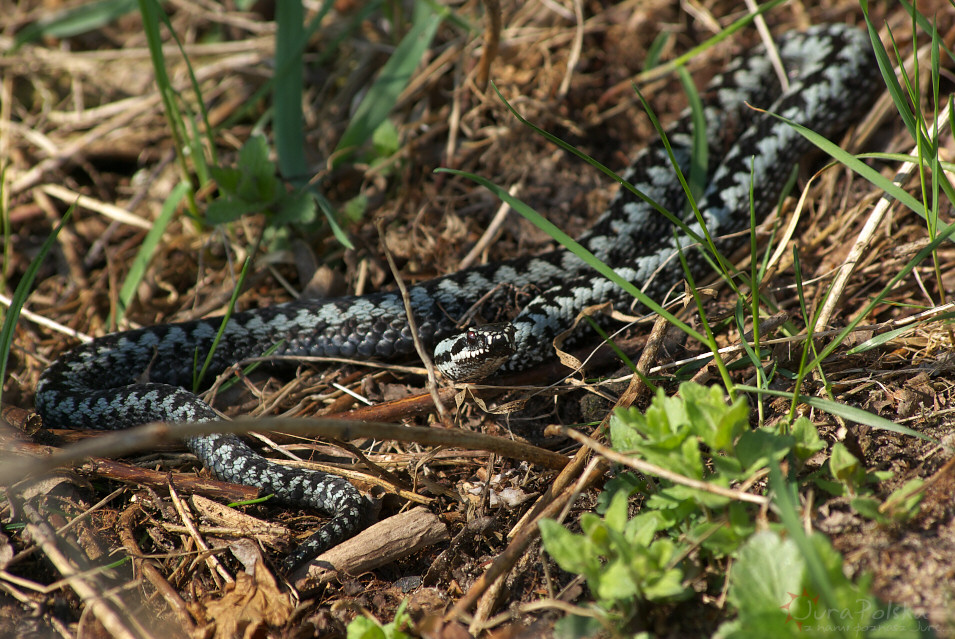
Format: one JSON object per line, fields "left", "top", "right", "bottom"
{"left": 642, "top": 30, "right": 671, "bottom": 71}
{"left": 137, "top": 0, "right": 199, "bottom": 218}
{"left": 678, "top": 67, "right": 707, "bottom": 204}
{"left": 274, "top": 0, "right": 307, "bottom": 185}
{"left": 0, "top": 209, "right": 73, "bottom": 408}
{"left": 861, "top": 8, "right": 917, "bottom": 139}
{"left": 216, "top": 0, "right": 345, "bottom": 132}
{"left": 739, "top": 385, "right": 933, "bottom": 441}
{"left": 332, "top": 2, "right": 444, "bottom": 167}
{"left": 845, "top": 325, "right": 915, "bottom": 354}
{"left": 114, "top": 183, "right": 190, "bottom": 327}
{"left": 767, "top": 462, "right": 844, "bottom": 631}
{"left": 150, "top": 7, "right": 217, "bottom": 179}
{"left": 637, "top": 0, "right": 787, "bottom": 79}
{"left": 488, "top": 82, "right": 699, "bottom": 246}
{"left": 772, "top": 114, "right": 930, "bottom": 219}
{"left": 436, "top": 167, "right": 707, "bottom": 346}
{"left": 673, "top": 233, "right": 736, "bottom": 398}
{"left": 13, "top": 0, "right": 138, "bottom": 50}
{"left": 193, "top": 254, "right": 253, "bottom": 393}
{"left": 803, "top": 193, "right": 955, "bottom": 376}
{"left": 1, "top": 164, "right": 9, "bottom": 290}
{"left": 310, "top": 187, "right": 353, "bottom": 249}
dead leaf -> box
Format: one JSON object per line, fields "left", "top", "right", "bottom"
{"left": 192, "top": 566, "right": 293, "bottom": 639}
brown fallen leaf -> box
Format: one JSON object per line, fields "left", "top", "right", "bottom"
{"left": 191, "top": 565, "right": 294, "bottom": 639}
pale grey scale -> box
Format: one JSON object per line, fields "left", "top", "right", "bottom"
{"left": 36, "top": 23, "right": 878, "bottom": 567}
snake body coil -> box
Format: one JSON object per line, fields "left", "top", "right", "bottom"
{"left": 35, "top": 25, "right": 880, "bottom": 569}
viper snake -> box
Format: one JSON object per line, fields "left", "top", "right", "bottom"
{"left": 35, "top": 24, "right": 880, "bottom": 570}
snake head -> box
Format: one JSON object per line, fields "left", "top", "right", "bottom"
{"left": 433, "top": 323, "right": 517, "bottom": 382}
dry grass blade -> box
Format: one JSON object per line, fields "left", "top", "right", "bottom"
{"left": 5, "top": 1, "right": 955, "bottom": 636}
{"left": 813, "top": 43, "right": 953, "bottom": 333}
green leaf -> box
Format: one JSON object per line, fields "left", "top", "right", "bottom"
{"left": 624, "top": 510, "right": 673, "bottom": 546}
{"left": 14, "top": 0, "right": 138, "bottom": 49}
{"left": 604, "top": 489, "right": 630, "bottom": 534}
{"left": 343, "top": 193, "right": 369, "bottom": 223}
{"left": 829, "top": 442, "right": 866, "bottom": 490}
{"left": 710, "top": 453, "right": 744, "bottom": 478}
{"left": 238, "top": 134, "right": 273, "bottom": 178}
{"left": 727, "top": 531, "right": 803, "bottom": 625}
{"left": 735, "top": 429, "right": 793, "bottom": 477}
{"left": 553, "top": 615, "right": 606, "bottom": 639}
{"left": 881, "top": 478, "right": 924, "bottom": 523}
{"left": 640, "top": 539, "right": 689, "bottom": 601}
{"left": 210, "top": 165, "right": 242, "bottom": 195}
{"left": 850, "top": 496, "right": 885, "bottom": 522}
{"left": 790, "top": 417, "right": 826, "bottom": 461}
{"left": 235, "top": 135, "right": 279, "bottom": 203}
{"left": 660, "top": 480, "right": 730, "bottom": 509}
{"left": 372, "top": 119, "right": 401, "bottom": 158}
{"left": 345, "top": 601, "right": 413, "bottom": 639}
{"left": 274, "top": 190, "right": 317, "bottom": 226}
{"left": 205, "top": 198, "right": 265, "bottom": 225}
{"left": 695, "top": 502, "right": 754, "bottom": 556}
{"left": 540, "top": 519, "right": 595, "bottom": 575}
{"left": 346, "top": 617, "right": 386, "bottom": 639}
{"left": 812, "top": 476, "right": 846, "bottom": 497}
{"left": 643, "top": 567, "right": 689, "bottom": 601}
{"left": 595, "top": 559, "right": 640, "bottom": 601}
{"left": 682, "top": 383, "right": 748, "bottom": 452}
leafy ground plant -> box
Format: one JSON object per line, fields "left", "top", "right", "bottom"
{"left": 541, "top": 384, "right": 930, "bottom": 637}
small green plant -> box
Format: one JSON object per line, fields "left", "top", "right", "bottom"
{"left": 717, "top": 530, "right": 926, "bottom": 638}
{"left": 540, "top": 384, "right": 925, "bottom": 636}
{"left": 810, "top": 438, "right": 923, "bottom": 524}
{"left": 206, "top": 134, "right": 317, "bottom": 245}
{"left": 346, "top": 600, "right": 412, "bottom": 639}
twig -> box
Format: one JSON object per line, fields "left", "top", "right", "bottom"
{"left": 448, "top": 455, "right": 607, "bottom": 626}
{"left": 291, "top": 506, "right": 449, "bottom": 588}
{"left": 0, "top": 416, "right": 569, "bottom": 489}
{"left": 468, "top": 312, "right": 669, "bottom": 626}
{"left": 475, "top": 0, "right": 501, "bottom": 92}
{"left": 458, "top": 182, "right": 522, "bottom": 269}
{"left": 10, "top": 488, "right": 157, "bottom": 639}
{"left": 376, "top": 219, "right": 452, "bottom": 424}
{"left": 117, "top": 504, "right": 196, "bottom": 635}
{"left": 561, "top": 428, "right": 769, "bottom": 505}
{"left": 40, "top": 184, "right": 150, "bottom": 229}
{"left": 556, "top": 0, "right": 584, "bottom": 99}
{"left": 0, "top": 293, "right": 92, "bottom": 342}
{"left": 167, "top": 481, "right": 232, "bottom": 586}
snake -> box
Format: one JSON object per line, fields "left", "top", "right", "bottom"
{"left": 34, "top": 24, "right": 880, "bottom": 570}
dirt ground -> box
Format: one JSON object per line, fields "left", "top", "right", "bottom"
{"left": 3, "top": 0, "right": 955, "bottom": 637}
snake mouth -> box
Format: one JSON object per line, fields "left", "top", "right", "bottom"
{"left": 434, "top": 323, "right": 518, "bottom": 382}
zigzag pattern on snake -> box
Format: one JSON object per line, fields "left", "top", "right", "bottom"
{"left": 35, "top": 24, "right": 880, "bottom": 570}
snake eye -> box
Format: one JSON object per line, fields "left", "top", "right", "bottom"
{"left": 466, "top": 328, "right": 479, "bottom": 343}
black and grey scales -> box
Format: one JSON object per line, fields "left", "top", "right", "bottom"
{"left": 36, "top": 25, "right": 881, "bottom": 569}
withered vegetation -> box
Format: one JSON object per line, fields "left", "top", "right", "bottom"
{"left": 2, "top": 1, "right": 955, "bottom": 637}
